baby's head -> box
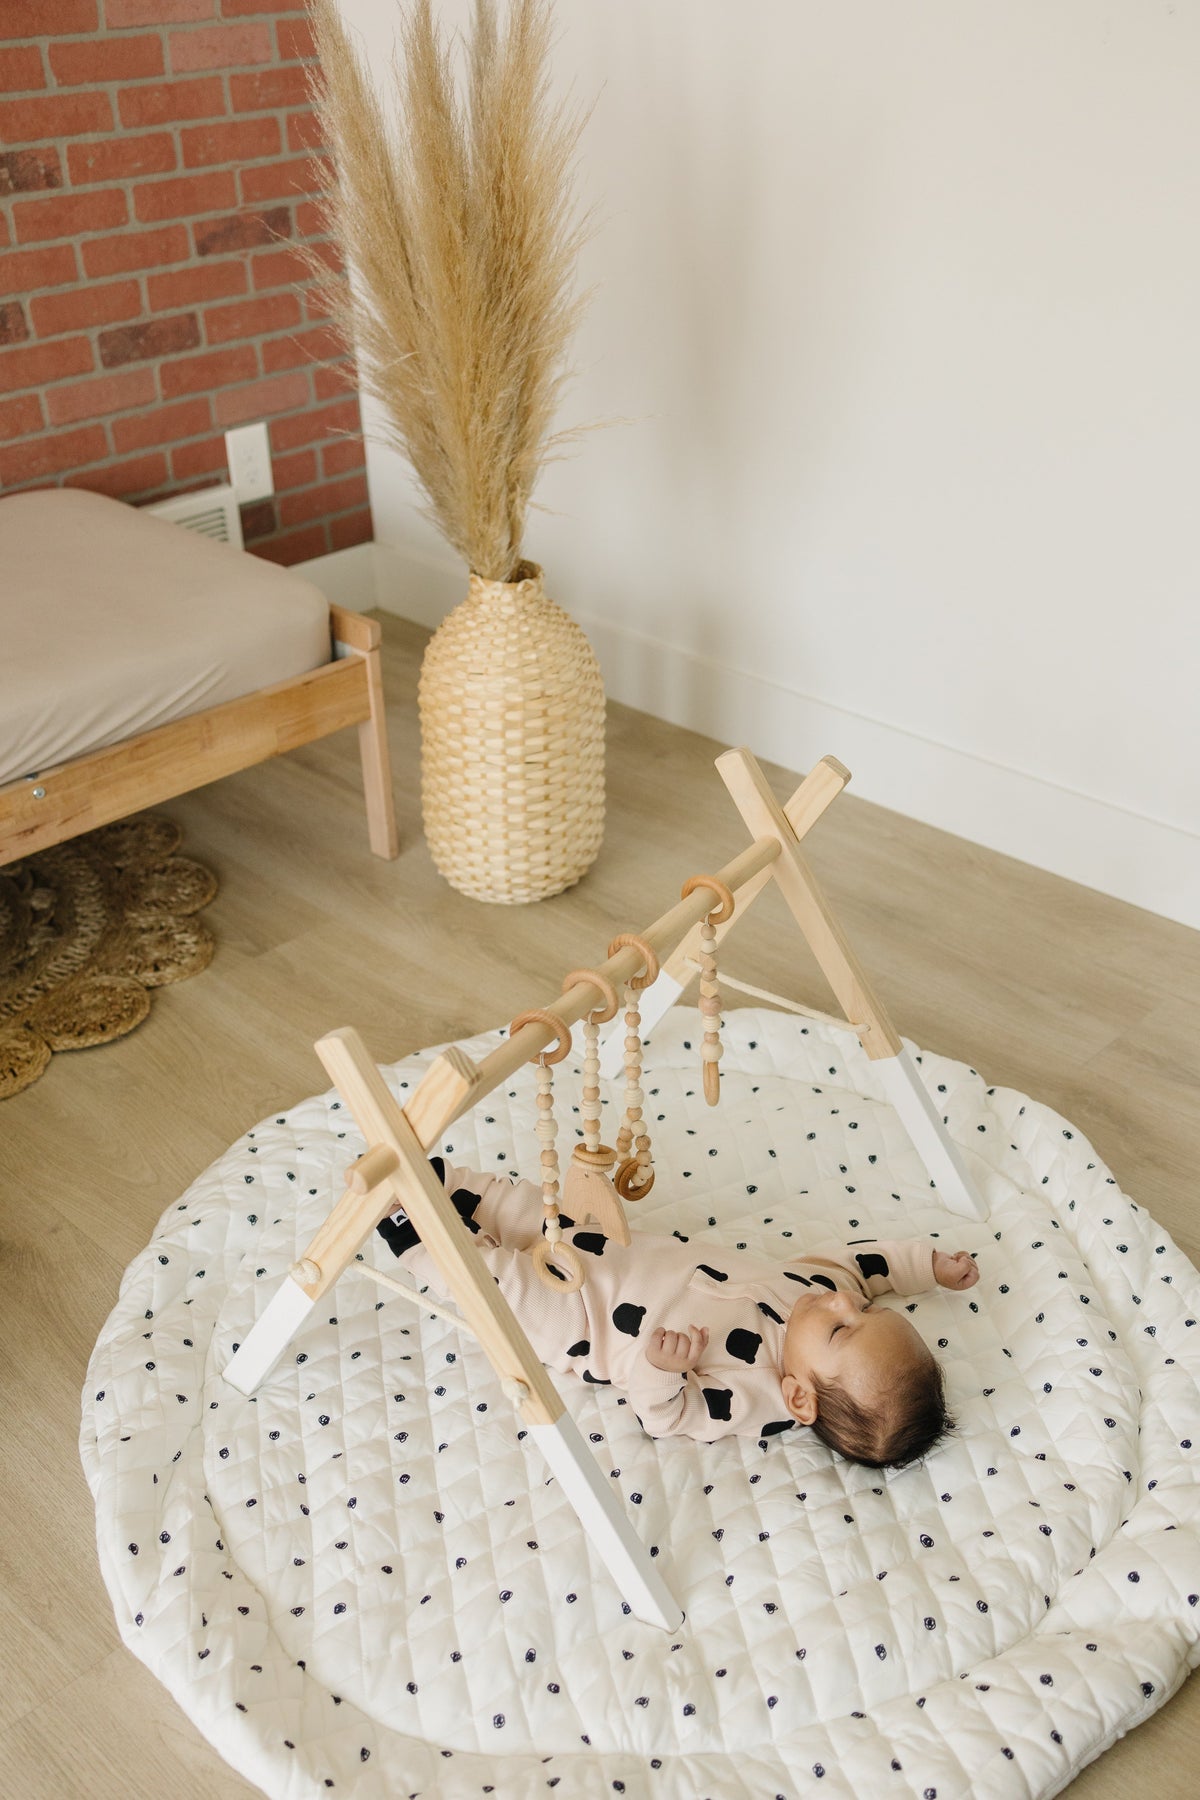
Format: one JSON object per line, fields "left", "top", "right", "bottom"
{"left": 780, "top": 1286, "right": 952, "bottom": 1469}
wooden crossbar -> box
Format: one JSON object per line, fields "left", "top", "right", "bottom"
{"left": 402, "top": 830, "right": 784, "bottom": 1148}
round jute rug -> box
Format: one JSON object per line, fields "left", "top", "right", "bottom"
{"left": 0, "top": 815, "right": 217, "bottom": 1100}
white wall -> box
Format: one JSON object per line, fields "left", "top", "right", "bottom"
{"left": 330, "top": 0, "right": 1200, "bottom": 928}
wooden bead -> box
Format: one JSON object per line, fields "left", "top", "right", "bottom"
{"left": 701, "top": 1041, "right": 723, "bottom": 1062}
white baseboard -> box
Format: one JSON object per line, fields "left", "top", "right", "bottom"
{"left": 300, "top": 541, "right": 1200, "bottom": 932}
{"left": 574, "top": 609, "right": 1200, "bottom": 934}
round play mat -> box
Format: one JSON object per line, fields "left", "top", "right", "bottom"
{"left": 81, "top": 1008, "right": 1200, "bottom": 1799}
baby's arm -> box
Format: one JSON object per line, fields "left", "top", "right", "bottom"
{"left": 803, "top": 1238, "right": 979, "bottom": 1298}
{"left": 626, "top": 1327, "right": 785, "bottom": 1442}
{"left": 433, "top": 1157, "right": 547, "bottom": 1251}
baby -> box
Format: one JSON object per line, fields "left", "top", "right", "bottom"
{"left": 379, "top": 1157, "right": 979, "bottom": 1470}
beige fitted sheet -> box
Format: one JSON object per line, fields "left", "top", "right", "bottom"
{"left": 0, "top": 487, "right": 333, "bottom": 788}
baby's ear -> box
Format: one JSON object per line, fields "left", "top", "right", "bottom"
{"left": 780, "top": 1371, "right": 818, "bottom": 1426}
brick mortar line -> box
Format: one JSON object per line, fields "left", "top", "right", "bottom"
{"left": 3, "top": 256, "right": 331, "bottom": 301}
{"left": 58, "top": 437, "right": 365, "bottom": 490}
{"left": 10, "top": 449, "right": 366, "bottom": 503}
{"left": 15, "top": 340, "right": 351, "bottom": 402}
{"left": 3, "top": 199, "right": 338, "bottom": 263}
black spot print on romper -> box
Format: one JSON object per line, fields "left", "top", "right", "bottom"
{"left": 855, "top": 1251, "right": 891, "bottom": 1281}
{"left": 726, "top": 1329, "right": 763, "bottom": 1364}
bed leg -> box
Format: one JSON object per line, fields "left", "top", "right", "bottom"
{"left": 876, "top": 1047, "right": 989, "bottom": 1221}
{"left": 357, "top": 638, "right": 399, "bottom": 859}
{"left": 530, "top": 1412, "right": 685, "bottom": 1632}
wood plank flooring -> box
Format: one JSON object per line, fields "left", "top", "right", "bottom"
{"left": 1, "top": 612, "right": 1197, "bottom": 1797}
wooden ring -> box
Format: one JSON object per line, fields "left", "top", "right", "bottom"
{"left": 614, "top": 1157, "right": 655, "bottom": 1201}
{"left": 531, "top": 1237, "right": 586, "bottom": 1293}
{"left": 681, "top": 875, "right": 736, "bottom": 925}
{"left": 572, "top": 1143, "right": 617, "bottom": 1170}
{"left": 562, "top": 968, "right": 619, "bottom": 1024}
{"left": 606, "top": 933, "right": 660, "bottom": 991}
{"left": 508, "top": 1008, "right": 572, "bottom": 1065}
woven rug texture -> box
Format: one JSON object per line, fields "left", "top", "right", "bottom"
{"left": 0, "top": 814, "right": 216, "bottom": 1099}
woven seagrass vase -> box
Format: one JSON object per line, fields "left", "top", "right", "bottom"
{"left": 418, "top": 561, "right": 605, "bottom": 904}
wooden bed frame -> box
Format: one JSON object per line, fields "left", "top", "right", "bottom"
{"left": 0, "top": 603, "right": 398, "bottom": 866}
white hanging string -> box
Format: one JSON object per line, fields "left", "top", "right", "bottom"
{"left": 682, "top": 960, "right": 845, "bottom": 1027}
{"left": 357, "top": 1261, "right": 474, "bottom": 1333}
{"left": 355, "top": 1263, "right": 529, "bottom": 1407}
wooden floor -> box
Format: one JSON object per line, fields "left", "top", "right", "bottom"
{"left": 1, "top": 613, "right": 1197, "bottom": 1797}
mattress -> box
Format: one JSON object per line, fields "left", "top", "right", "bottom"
{"left": 0, "top": 488, "right": 332, "bottom": 788}
{"left": 80, "top": 1006, "right": 1200, "bottom": 1798}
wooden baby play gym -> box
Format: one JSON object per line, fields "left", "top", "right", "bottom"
{"left": 224, "top": 746, "right": 989, "bottom": 1631}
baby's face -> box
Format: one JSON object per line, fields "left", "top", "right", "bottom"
{"left": 781, "top": 1286, "right": 929, "bottom": 1416}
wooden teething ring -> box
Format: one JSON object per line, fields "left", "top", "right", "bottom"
{"left": 509, "top": 1007, "right": 585, "bottom": 1293}
{"left": 561, "top": 968, "right": 619, "bottom": 1025}
{"left": 508, "top": 1007, "right": 573, "bottom": 1065}
{"left": 605, "top": 935, "right": 659, "bottom": 1200}
{"left": 680, "top": 874, "right": 735, "bottom": 924}
{"left": 681, "top": 875, "right": 736, "bottom": 1105}
{"left": 605, "top": 934, "right": 659, "bottom": 990}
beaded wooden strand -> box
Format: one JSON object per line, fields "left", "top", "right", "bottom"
{"left": 680, "top": 876, "right": 735, "bottom": 1106}
{"left": 508, "top": 1008, "right": 585, "bottom": 1292}
{"left": 558, "top": 969, "right": 630, "bottom": 1244}
{"left": 606, "top": 934, "right": 660, "bottom": 1200}
{"left": 561, "top": 969, "right": 619, "bottom": 1167}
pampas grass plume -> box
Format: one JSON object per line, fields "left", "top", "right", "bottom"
{"left": 306, "top": 0, "right": 596, "bottom": 582}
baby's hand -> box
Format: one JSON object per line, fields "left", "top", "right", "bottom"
{"left": 645, "top": 1323, "right": 709, "bottom": 1373}
{"left": 934, "top": 1250, "right": 979, "bottom": 1290}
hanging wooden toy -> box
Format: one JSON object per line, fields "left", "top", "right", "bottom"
{"left": 508, "top": 1007, "right": 586, "bottom": 1292}
{"left": 606, "top": 934, "right": 659, "bottom": 1200}
{"left": 559, "top": 968, "right": 631, "bottom": 1246}
{"left": 680, "top": 875, "right": 736, "bottom": 1105}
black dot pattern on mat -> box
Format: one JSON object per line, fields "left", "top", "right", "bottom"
{"left": 87, "top": 1012, "right": 1189, "bottom": 1795}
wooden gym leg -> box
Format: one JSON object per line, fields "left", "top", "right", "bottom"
{"left": 224, "top": 1051, "right": 480, "bottom": 1397}
{"left": 223, "top": 1272, "right": 316, "bottom": 1396}
{"left": 312, "top": 1028, "right": 685, "bottom": 1627}
{"left": 716, "top": 747, "right": 989, "bottom": 1221}
{"left": 600, "top": 755, "right": 851, "bottom": 1079}
{"left": 875, "top": 1048, "right": 989, "bottom": 1221}
{"left": 224, "top": 1153, "right": 401, "bottom": 1395}
{"left": 531, "top": 1412, "right": 684, "bottom": 1632}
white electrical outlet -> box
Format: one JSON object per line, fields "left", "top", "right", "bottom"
{"left": 224, "top": 421, "right": 274, "bottom": 504}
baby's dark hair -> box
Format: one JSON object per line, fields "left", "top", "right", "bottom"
{"left": 810, "top": 1351, "right": 954, "bottom": 1470}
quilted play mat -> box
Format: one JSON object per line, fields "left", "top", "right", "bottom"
{"left": 81, "top": 1007, "right": 1200, "bottom": 1799}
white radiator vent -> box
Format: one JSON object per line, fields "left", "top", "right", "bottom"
{"left": 145, "top": 482, "right": 244, "bottom": 550}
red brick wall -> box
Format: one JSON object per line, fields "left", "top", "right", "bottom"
{"left": 0, "top": 0, "right": 371, "bottom": 566}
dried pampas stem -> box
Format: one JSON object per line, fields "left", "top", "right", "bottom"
{"left": 305, "top": 0, "right": 597, "bottom": 582}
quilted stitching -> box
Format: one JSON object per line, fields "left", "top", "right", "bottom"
{"left": 80, "top": 1009, "right": 1200, "bottom": 1798}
